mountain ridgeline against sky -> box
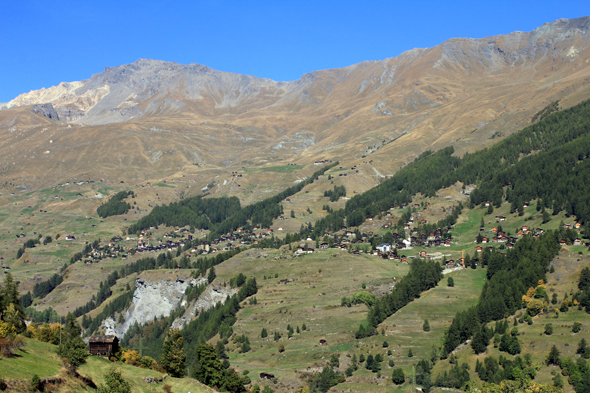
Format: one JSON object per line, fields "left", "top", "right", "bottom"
{"left": 2, "top": 16, "right": 590, "bottom": 191}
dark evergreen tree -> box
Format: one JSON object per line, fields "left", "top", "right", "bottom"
{"left": 208, "top": 266, "right": 217, "bottom": 284}
{"left": 392, "top": 368, "right": 405, "bottom": 385}
{"left": 160, "top": 328, "right": 186, "bottom": 377}
{"left": 546, "top": 345, "right": 561, "bottom": 366}
{"left": 57, "top": 313, "right": 89, "bottom": 370}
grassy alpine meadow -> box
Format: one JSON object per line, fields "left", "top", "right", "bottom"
{"left": 212, "top": 246, "right": 488, "bottom": 391}
{"left": 215, "top": 248, "right": 410, "bottom": 379}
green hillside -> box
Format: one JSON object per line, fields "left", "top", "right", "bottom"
{"left": 0, "top": 337, "right": 213, "bottom": 393}
{"left": 4, "top": 98, "right": 590, "bottom": 393}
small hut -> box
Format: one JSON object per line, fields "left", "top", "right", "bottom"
{"left": 88, "top": 335, "right": 119, "bottom": 357}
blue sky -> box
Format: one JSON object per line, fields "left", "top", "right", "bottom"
{"left": 1, "top": 0, "right": 588, "bottom": 102}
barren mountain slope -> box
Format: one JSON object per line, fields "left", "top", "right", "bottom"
{"left": 2, "top": 16, "right": 590, "bottom": 193}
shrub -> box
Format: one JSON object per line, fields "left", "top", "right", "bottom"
{"left": 544, "top": 324, "right": 554, "bottom": 335}
{"left": 31, "top": 374, "right": 41, "bottom": 391}
{"left": 97, "top": 369, "right": 131, "bottom": 393}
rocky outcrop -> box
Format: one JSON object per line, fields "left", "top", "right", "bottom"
{"left": 32, "top": 104, "right": 59, "bottom": 120}
{"left": 99, "top": 272, "right": 237, "bottom": 338}
{"left": 172, "top": 284, "right": 238, "bottom": 330}
{"left": 108, "top": 272, "right": 202, "bottom": 338}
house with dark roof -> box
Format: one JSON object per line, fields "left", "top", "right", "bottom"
{"left": 88, "top": 335, "right": 119, "bottom": 357}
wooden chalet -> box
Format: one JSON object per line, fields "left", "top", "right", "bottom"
{"left": 88, "top": 335, "right": 119, "bottom": 357}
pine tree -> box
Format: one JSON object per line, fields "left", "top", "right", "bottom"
{"left": 57, "top": 313, "right": 89, "bottom": 370}
{"left": 330, "top": 353, "right": 339, "bottom": 368}
{"left": 423, "top": 319, "right": 430, "bottom": 332}
{"left": 261, "top": 327, "right": 268, "bottom": 338}
{"left": 0, "top": 273, "right": 26, "bottom": 333}
{"left": 471, "top": 327, "right": 488, "bottom": 354}
{"left": 392, "top": 368, "right": 405, "bottom": 384}
{"left": 579, "top": 267, "right": 590, "bottom": 291}
{"left": 160, "top": 328, "right": 186, "bottom": 377}
{"left": 546, "top": 345, "right": 561, "bottom": 365}
{"left": 553, "top": 373, "right": 564, "bottom": 388}
{"left": 578, "top": 338, "right": 590, "bottom": 359}
{"left": 208, "top": 266, "right": 216, "bottom": 284}
{"left": 192, "top": 343, "right": 223, "bottom": 387}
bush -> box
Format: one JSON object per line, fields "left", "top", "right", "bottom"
{"left": 97, "top": 369, "right": 131, "bottom": 393}
{"left": 544, "top": 324, "right": 554, "bottom": 335}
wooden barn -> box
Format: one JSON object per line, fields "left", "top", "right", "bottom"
{"left": 88, "top": 335, "right": 119, "bottom": 357}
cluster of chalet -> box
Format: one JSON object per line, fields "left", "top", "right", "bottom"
{"left": 290, "top": 225, "right": 454, "bottom": 259}
{"left": 443, "top": 257, "right": 477, "bottom": 269}
{"left": 560, "top": 223, "right": 585, "bottom": 246}
{"left": 295, "top": 244, "right": 315, "bottom": 254}
{"left": 516, "top": 226, "right": 546, "bottom": 237}
{"left": 313, "top": 160, "right": 331, "bottom": 165}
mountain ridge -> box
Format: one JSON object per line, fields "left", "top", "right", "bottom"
{"left": 1, "top": 16, "right": 590, "bottom": 193}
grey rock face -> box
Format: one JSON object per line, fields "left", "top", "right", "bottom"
{"left": 32, "top": 104, "right": 59, "bottom": 120}
{"left": 113, "top": 275, "right": 201, "bottom": 338}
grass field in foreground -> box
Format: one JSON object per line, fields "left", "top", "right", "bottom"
{"left": 1, "top": 337, "right": 212, "bottom": 393}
